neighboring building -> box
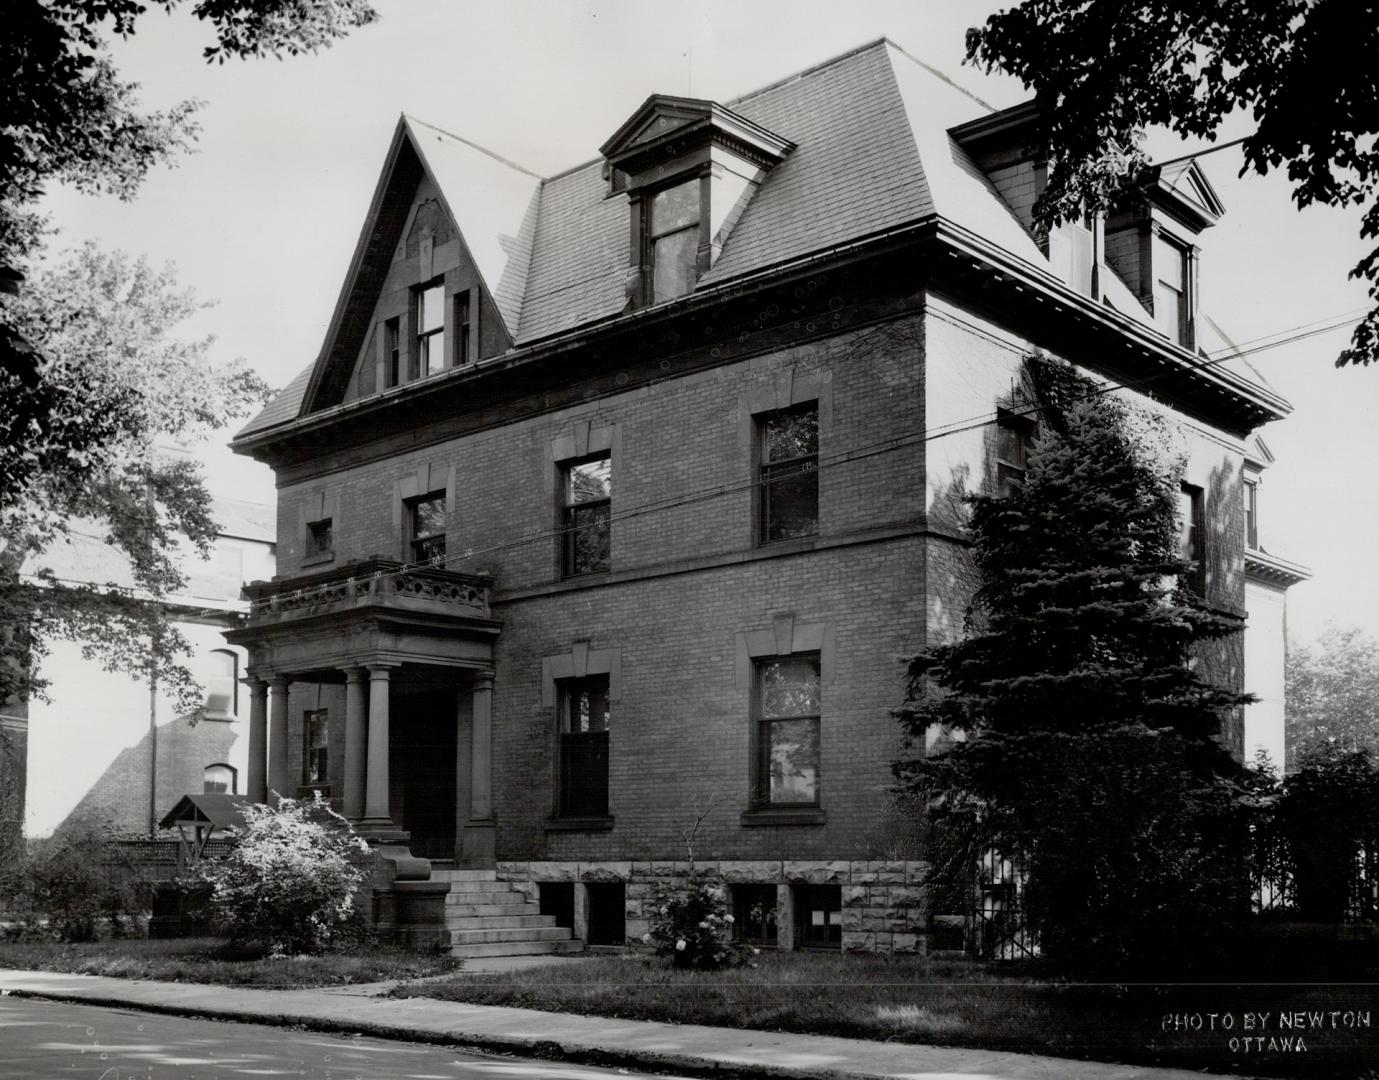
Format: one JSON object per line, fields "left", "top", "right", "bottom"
{"left": 21, "top": 498, "right": 276, "bottom": 839}
{"left": 228, "top": 39, "right": 1304, "bottom": 955}
{"left": 1240, "top": 436, "right": 1311, "bottom": 771}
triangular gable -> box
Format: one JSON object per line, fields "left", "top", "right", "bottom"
{"left": 298, "top": 116, "right": 542, "bottom": 417}
{"left": 406, "top": 116, "right": 543, "bottom": 335}
{"left": 1152, "top": 158, "right": 1224, "bottom": 232}
{"left": 600, "top": 95, "right": 717, "bottom": 158}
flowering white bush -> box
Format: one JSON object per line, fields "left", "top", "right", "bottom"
{"left": 205, "top": 795, "right": 370, "bottom": 955}
{"left": 646, "top": 874, "right": 755, "bottom": 970}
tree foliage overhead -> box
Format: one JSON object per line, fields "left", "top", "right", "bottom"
{"left": 966, "top": 0, "right": 1379, "bottom": 368}
{"left": 0, "top": 243, "right": 270, "bottom": 710}
{"left": 1286, "top": 624, "right": 1379, "bottom": 768}
{"left": 0, "top": 0, "right": 376, "bottom": 711}
{"left": 894, "top": 357, "right": 1257, "bottom": 973}
{"left": 2, "top": 0, "right": 378, "bottom": 269}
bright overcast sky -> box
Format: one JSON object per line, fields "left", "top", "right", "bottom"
{"left": 40, "top": 0, "right": 1377, "bottom": 645}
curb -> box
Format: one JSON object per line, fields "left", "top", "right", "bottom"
{"left": 1, "top": 985, "right": 865, "bottom": 1080}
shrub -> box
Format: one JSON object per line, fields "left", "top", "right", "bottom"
{"left": 11, "top": 813, "right": 149, "bottom": 942}
{"left": 645, "top": 874, "right": 756, "bottom": 970}
{"left": 1274, "top": 746, "right": 1379, "bottom": 922}
{"left": 204, "top": 794, "right": 370, "bottom": 955}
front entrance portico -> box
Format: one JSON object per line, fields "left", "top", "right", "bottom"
{"left": 227, "top": 560, "right": 501, "bottom": 871}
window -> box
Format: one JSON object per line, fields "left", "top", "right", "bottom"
{"left": 795, "top": 884, "right": 842, "bottom": 949}
{"left": 415, "top": 279, "right": 446, "bottom": 377}
{"left": 758, "top": 403, "right": 818, "bottom": 543}
{"left": 561, "top": 454, "right": 611, "bottom": 576}
{"left": 585, "top": 882, "right": 626, "bottom": 946}
{"left": 203, "top": 649, "right": 238, "bottom": 718}
{"left": 647, "top": 179, "right": 701, "bottom": 303}
{"left": 454, "top": 290, "right": 471, "bottom": 366}
{"left": 407, "top": 491, "right": 447, "bottom": 565}
{"left": 732, "top": 884, "right": 778, "bottom": 946}
{"left": 306, "top": 518, "right": 333, "bottom": 558}
{"left": 995, "top": 409, "right": 1037, "bottom": 497}
{"left": 1179, "top": 482, "right": 1205, "bottom": 589}
{"left": 302, "top": 709, "right": 328, "bottom": 786}
{"left": 1244, "top": 478, "right": 1259, "bottom": 550}
{"left": 203, "top": 763, "right": 237, "bottom": 795}
{"left": 755, "top": 657, "right": 820, "bottom": 807}
{"left": 1153, "top": 233, "right": 1190, "bottom": 346}
{"left": 384, "top": 317, "right": 400, "bottom": 388}
{"left": 558, "top": 676, "right": 609, "bottom": 817}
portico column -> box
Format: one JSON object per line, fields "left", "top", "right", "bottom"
{"left": 267, "top": 678, "right": 290, "bottom": 802}
{"left": 362, "top": 665, "right": 394, "bottom": 825}
{"left": 342, "top": 667, "right": 367, "bottom": 820}
{"left": 470, "top": 674, "right": 493, "bottom": 821}
{"left": 245, "top": 679, "right": 268, "bottom": 803}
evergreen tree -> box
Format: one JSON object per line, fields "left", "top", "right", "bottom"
{"left": 895, "top": 358, "right": 1257, "bottom": 974}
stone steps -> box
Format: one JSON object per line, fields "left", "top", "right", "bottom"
{"left": 447, "top": 938, "right": 586, "bottom": 959}
{"left": 445, "top": 889, "right": 530, "bottom": 906}
{"left": 445, "top": 902, "right": 542, "bottom": 918}
{"left": 450, "top": 925, "right": 572, "bottom": 945}
{"left": 442, "top": 914, "right": 558, "bottom": 931}
{"left": 438, "top": 870, "right": 583, "bottom": 958}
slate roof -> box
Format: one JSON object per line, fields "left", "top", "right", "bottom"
{"left": 236, "top": 38, "right": 1268, "bottom": 438}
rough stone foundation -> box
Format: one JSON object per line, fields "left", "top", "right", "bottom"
{"left": 496, "top": 859, "right": 937, "bottom": 954}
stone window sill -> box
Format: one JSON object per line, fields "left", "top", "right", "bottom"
{"left": 545, "top": 815, "right": 615, "bottom": 832}
{"left": 297, "top": 784, "right": 331, "bottom": 798}
{"left": 301, "top": 551, "right": 335, "bottom": 569}
{"left": 740, "top": 808, "right": 825, "bottom": 827}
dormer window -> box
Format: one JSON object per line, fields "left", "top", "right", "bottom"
{"left": 1153, "top": 232, "right": 1192, "bottom": 347}
{"left": 648, "top": 180, "right": 702, "bottom": 302}
{"left": 599, "top": 95, "right": 793, "bottom": 311}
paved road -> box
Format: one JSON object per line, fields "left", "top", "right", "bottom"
{"left": 0, "top": 997, "right": 682, "bottom": 1080}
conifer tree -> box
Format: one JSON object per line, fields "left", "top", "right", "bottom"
{"left": 895, "top": 358, "right": 1257, "bottom": 973}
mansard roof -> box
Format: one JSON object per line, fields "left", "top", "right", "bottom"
{"left": 237, "top": 37, "right": 1284, "bottom": 440}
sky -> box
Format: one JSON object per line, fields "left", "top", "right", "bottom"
{"left": 40, "top": 0, "right": 1378, "bottom": 646}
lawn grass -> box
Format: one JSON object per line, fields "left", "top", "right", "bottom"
{"left": 0, "top": 936, "right": 460, "bottom": 989}
{"left": 394, "top": 951, "right": 1379, "bottom": 1077}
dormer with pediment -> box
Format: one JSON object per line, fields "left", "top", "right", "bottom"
{"left": 953, "top": 103, "right": 1226, "bottom": 354}
{"left": 1102, "top": 159, "right": 1224, "bottom": 352}
{"left": 298, "top": 115, "right": 543, "bottom": 415}
{"left": 599, "top": 95, "right": 794, "bottom": 309}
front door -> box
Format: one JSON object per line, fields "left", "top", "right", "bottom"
{"left": 390, "top": 691, "right": 457, "bottom": 860}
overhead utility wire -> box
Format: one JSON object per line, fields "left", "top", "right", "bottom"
{"left": 245, "top": 304, "right": 1358, "bottom": 615}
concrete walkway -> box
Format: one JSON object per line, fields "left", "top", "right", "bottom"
{"left": 0, "top": 967, "right": 1239, "bottom": 1080}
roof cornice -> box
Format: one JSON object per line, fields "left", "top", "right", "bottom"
{"left": 1246, "top": 549, "right": 1312, "bottom": 588}
{"left": 234, "top": 213, "right": 1290, "bottom": 457}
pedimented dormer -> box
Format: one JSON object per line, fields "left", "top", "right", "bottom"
{"left": 1103, "top": 160, "right": 1224, "bottom": 351}
{"left": 299, "top": 115, "right": 542, "bottom": 414}
{"left": 953, "top": 103, "right": 1227, "bottom": 352}
{"left": 599, "top": 95, "right": 794, "bottom": 308}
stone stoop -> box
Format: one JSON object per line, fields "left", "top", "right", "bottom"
{"left": 433, "top": 868, "right": 584, "bottom": 959}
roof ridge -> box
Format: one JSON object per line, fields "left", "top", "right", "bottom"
{"left": 726, "top": 37, "right": 892, "bottom": 108}
{"left": 882, "top": 39, "right": 997, "bottom": 113}
{"left": 403, "top": 114, "right": 544, "bottom": 179}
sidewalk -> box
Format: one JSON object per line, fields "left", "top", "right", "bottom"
{"left": 0, "top": 967, "right": 1238, "bottom": 1080}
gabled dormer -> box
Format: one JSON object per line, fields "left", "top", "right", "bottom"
{"left": 599, "top": 95, "right": 793, "bottom": 308}
{"left": 952, "top": 103, "right": 1228, "bottom": 352}
{"left": 1103, "top": 159, "right": 1224, "bottom": 351}
{"left": 298, "top": 115, "right": 542, "bottom": 415}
